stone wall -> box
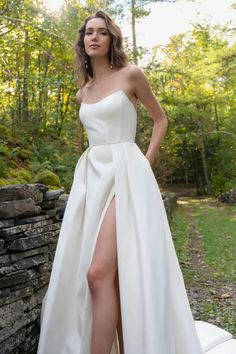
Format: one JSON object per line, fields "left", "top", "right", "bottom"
{"left": 161, "top": 191, "right": 178, "bottom": 222}
{"left": 0, "top": 184, "right": 66, "bottom": 354}
{"left": 218, "top": 189, "right": 236, "bottom": 205}
{"left": 0, "top": 183, "right": 177, "bottom": 354}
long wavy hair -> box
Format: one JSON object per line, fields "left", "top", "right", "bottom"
{"left": 74, "top": 10, "right": 129, "bottom": 88}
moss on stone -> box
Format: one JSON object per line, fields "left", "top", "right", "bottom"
{"left": 33, "top": 169, "right": 61, "bottom": 187}
{"left": 0, "top": 178, "right": 9, "bottom": 186}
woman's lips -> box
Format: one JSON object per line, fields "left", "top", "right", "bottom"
{"left": 89, "top": 44, "right": 101, "bottom": 48}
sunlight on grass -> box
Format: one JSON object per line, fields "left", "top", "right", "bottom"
{"left": 170, "top": 197, "right": 236, "bottom": 336}
{"left": 195, "top": 207, "right": 236, "bottom": 281}
{"left": 177, "top": 199, "right": 190, "bottom": 205}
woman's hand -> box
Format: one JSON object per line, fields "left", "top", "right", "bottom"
{"left": 145, "top": 153, "right": 155, "bottom": 166}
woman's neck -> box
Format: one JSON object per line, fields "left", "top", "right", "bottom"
{"left": 90, "top": 56, "right": 114, "bottom": 83}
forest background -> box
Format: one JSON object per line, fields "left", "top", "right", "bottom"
{"left": 0, "top": 0, "right": 236, "bottom": 195}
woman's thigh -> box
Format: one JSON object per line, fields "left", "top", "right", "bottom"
{"left": 87, "top": 195, "right": 117, "bottom": 285}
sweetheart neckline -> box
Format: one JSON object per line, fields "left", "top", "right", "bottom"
{"left": 80, "top": 89, "right": 137, "bottom": 112}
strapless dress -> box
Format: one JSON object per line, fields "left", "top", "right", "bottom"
{"left": 37, "top": 90, "right": 235, "bottom": 354}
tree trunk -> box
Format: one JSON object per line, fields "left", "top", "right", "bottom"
{"left": 131, "top": 0, "right": 137, "bottom": 65}
{"left": 214, "top": 100, "right": 220, "bottom": 145}
{"left": 16, "top": 54, "right": 21, "bottom": 128}
{"left": 58, "top": 91, "right": 70, "bottom": 137}
{"left": 199, "top": 134, "right": 212, "bottom": 194}
{"left": 22, "top": 29, "right": 30, "bottom": 127}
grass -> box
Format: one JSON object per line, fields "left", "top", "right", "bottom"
{"left": 171, "top": 206, "right": 200, "bottom": 283}
{"left": 170, "top": 197, "right": 236, "bottom": 336}
{"left": 200, "top": 300, "right": 236, "bottom": 336}
{"left": 191, "top": 199, "right": 236, "bottom": 281}
{"left": 171, "top": 207, "right": 191, "bottom": 264}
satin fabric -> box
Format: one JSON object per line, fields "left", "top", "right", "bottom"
{"left": 37, "top": 90, "right": 203, "bottom": 354}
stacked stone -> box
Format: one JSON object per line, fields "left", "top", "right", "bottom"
{"left": 0, "top": 184, "right": 66, "bottom": 354}
{"left": 0, "top": 182, "right": 177, "bottom": 353}
{"left": 161, "top": 191, "right": 178, "bottom": 222}
{"left": 218, "top": 189, "right": 236, "bottom": 205}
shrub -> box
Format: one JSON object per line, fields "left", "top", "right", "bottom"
{"left": 0, "top": 178, "right": 8, "bottom": 186}
{"left": 10, "top": 147, "right": 33, "bottom": 160}
{"left": 33, "top": 169, "right": 61, "bottom": 187}
{"left": 0, "top": 159, "right": 8, "bottom": 178}
{"left": 7, "top": 178, "right": 26, "bottom": 185}
{"left": 211, "top": 174, "right": 226, "bottom": 196}
{"left": 8, "top": 168, "right": 32, "bottom": 182}
{"left": 0, "top": 145, "right": 10, "bottom": 155}
{"left": 0, "top": 124, "right": 11, "bottom": 138}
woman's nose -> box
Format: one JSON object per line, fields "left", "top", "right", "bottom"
{"left": 91, "top": 31, "right": 99, "bottom": 41}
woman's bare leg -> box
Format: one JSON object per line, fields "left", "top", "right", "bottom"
{"left": 87, "top": 196, "right": 118, "bottom": 354}
{"left": 115, "top": 272, "right": 124, "bottom": 354}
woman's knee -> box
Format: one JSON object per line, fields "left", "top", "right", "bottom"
{"left": 87, "top": 265, "right": 116, "bottom": 295}
{"left": 87, "top": 266, "right": 102, "bottom": 295}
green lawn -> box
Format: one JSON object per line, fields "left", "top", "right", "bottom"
{"left": 170, "top": 197, "right": 236, "bottom": 336}
{"left": 192, "top": 200, "right": 236, "bottom": 281}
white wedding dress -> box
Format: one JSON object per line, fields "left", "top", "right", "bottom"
{"left": 37, "top": 90, "right": 235, "bottom": 354}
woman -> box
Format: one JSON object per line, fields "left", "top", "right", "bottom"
{"left": 37, "top": 10, "right": 203, "bottom": 354}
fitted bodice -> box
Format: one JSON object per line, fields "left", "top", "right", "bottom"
{"left": 79, "top": 90, "right": 137, "bottom": 146}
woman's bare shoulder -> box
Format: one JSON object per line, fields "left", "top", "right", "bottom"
{"left": 126, "top": 64, "right": 145, "bottom": 80}
{"left": 75, "top": 89, "right": 83, "bottom": 104}
{"left": 75, "top": 84, "right": 90, "bottom": 104}
{"left": 117, "top": 64, "right": 144, "bottom": 89}
{"left": 120, "top": 64, "right": 147, "bottom": 95}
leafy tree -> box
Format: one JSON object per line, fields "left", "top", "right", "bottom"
{"left": 145, "top": 24, "right": 236, "bottom": 194}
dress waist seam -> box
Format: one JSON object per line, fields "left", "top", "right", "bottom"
{"left": 89, "top": 141, "right": 135, "bottom": 147}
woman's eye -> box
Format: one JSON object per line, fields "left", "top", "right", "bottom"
{"left": 85, "top": 31, "right": 108, "bottom": 35}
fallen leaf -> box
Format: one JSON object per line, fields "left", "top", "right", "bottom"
{"left": 216, "top": 293, "right": 232, "bottom": 301}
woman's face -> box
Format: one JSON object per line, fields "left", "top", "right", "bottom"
{"left": 84, "top": 18, "right": 111, "bottom": 59}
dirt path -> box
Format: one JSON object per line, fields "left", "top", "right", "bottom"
{"left": 185, "top": 204, "right": 207, "bottom": 272}
{"left": 173, "top": 195, "right": 236, "bottom": 334}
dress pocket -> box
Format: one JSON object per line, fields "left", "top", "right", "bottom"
{"left": 143, "top": 154, "right": 151, "bottom": 165}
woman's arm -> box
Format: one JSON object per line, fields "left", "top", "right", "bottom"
{"left": 128, "top": 65, "right": 168, "bottom": 166}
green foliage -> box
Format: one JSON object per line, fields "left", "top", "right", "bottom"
{"left": 8, "top": 167, "right": 32, "bottom": 182}
{"left": 211, "top": 174, "right": 226, "bottom": 195}
{"left": 145, "top": 23, "right": 236, "bottom": 193}
{"left": 27, "top": 137, "right": 79, "bottom": 191}
{"left": 0, "top": 145, "right": 10, "bottom": 155}
{"left": 9, "top": 147, "right": 33, "bottom": 160}
{"left": 0, "top": 0, "right": 87, "bottom": 139}
{"left": 210, "top": 172, "right": 236, "bottom": 195}
{"left": 0, "top": 159, "right": 8, "bottom": 178}
{"left": 33, "top": 169, "right": 61, "bottom": 187}
{"left": 7, "top": 178, "right": 28, "bottom": 184}
{"left": 0, "top": 0, "right": 236, "bottom": 195}
{"left": 0, "top": 179, "right": 8, "bottom": 186}
{"left": 0, "top": 124, "right": 11, "bottom": 138}
{"left": 223, "top": 181, "right": 236, "bottom": 191}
